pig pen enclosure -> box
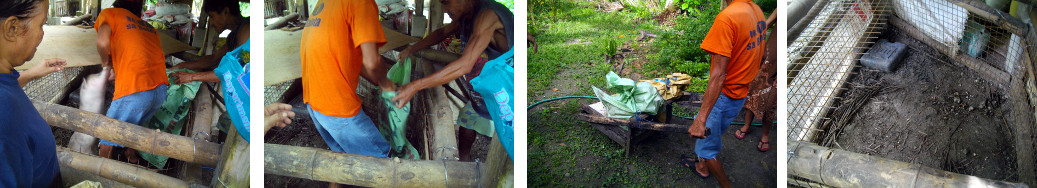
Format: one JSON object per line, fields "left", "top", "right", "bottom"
{"left": 19, "top": 0, "right": 252, "bottom": 187}
{"left": 787, "top": 0, "right": 1037, "bottom": 187}
{"left": 261, "top": 0, "right": 514, "bottom": 187}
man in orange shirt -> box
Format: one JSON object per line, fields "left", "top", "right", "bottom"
{"left": 684, "top": 0, "right": 768, "bottom": 187}
{"left": 299, "top": 0, "right": 397, "bottom": 186}
{"left": 94, "top": 0, "right": 169, "bottom": 163}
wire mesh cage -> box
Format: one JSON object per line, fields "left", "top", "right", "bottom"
{"left": 22, "top": 66, "right": 84, "bottom": 103}
{"left": 788, "top": 0, "right": 1036, "bottom": 186}
{"left": 787, "top": 0, "right": 893, "bottom": 143}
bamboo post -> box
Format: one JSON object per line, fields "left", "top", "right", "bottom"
{"left": 480, "top": 132, "right": 512, "bottom": 187}
{"left": 421, "top": 58, "right": 460, "bottom": 161}
{"left": 264, "top": 144, "right": 481, "bottom": 187}
{"left": 211, "top": 125, "right": 250, "bottom": 188}
{"left": 788, "top": 141, "right": 1028, "bottom": 187}
{"left": 415, "top": 49, "right": 462, "bottom": 65}
{"left": 56, "top": 147, "right": 190, "bottom": 188}
{"left": 264, "top": 13, "right": 299, "bottom": 30}
{"left": 178, "top": 86, "right": 217, "bottom": 183}
{"left": 32, "top": 100, "right": 222, "bottom": 167}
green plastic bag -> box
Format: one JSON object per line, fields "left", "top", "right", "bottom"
{"left": 139, "top": 69, "right": 202, "bottom": 168}
{"left": 378, "top": 58, "right": 420, "bottom": 159}
{"left": 458, "top": 103, "right": 494, "bottom": 137}
{"left": 591, "top": 71, "right": 664, "bottom": 119}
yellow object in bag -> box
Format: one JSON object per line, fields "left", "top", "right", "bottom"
{"left": 640, "top": 73, "right": 692, "bottom": 100}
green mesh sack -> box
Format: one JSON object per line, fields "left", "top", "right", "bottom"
{"left": 139, "top": 69, "right": 202, "bottom": 168}
{"left": 591, "top": 71, "right": 664, "bottom": 119}
{"left": 378, "top": 58, "right": 420, "bottom": 159}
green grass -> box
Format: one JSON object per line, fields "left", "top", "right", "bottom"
{"left": 528, "top": 0, "right": 777, "bottom": 186}
{"left": 528, "top": 0, "right": 666, "bottom": 97}
{"left": 528, "top": 100, "right": 687, "bottom": 187}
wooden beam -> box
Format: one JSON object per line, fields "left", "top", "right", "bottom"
{"left": 576, "top": 112, "right": 695, "bottom": 134}
{"left": 951, "top": 0, "right": 1030, "bottom": 37}
{"left": 428, "top": 0, "right": 444, "bottom": 32}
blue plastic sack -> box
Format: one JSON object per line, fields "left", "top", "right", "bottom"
{"left": 213, "top": 40, "right": 251, "bottom": 142}
{"left": 468, "top": 49, "right": 514, "bottom": 160}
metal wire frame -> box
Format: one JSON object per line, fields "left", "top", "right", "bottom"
{"left": 22, "top": 66, "right": 84, "bottom": 102}
{"left": 787, "top": 0, "right": 1035, "bottom": 186}
{"left": 787, "top": 0, "right": 893, "bottom": 143}
{"left": 264, "top": 80, "right": 294, "bottom": 105}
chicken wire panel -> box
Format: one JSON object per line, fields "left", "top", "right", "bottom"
{"left": 22, "top": 67, "right": 83, "bottom": 102}
{"left": 894, "top": 0, "right": 1028, "bottom": 77}
{"left": 787, "top": 0, "right": 892, "bottom": 142}
{"left": 264, "top": 79, "right": 294, "bottom": 105}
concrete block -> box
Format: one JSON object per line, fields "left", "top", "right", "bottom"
{"left": 861, "top": 39, "right": 908, "bottom": 72}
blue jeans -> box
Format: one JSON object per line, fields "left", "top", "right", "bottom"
{"left": 307, "top": 104, "right": 390, "bottom": 157}
{"left": 694, "top": 94, "right": 746, "bottom": 159}
{"left": 99, "top": 84, "right": 168, "bottom": 147}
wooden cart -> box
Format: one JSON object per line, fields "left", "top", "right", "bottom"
{"left": 576, "top": 92, "right": 701, "bottom": 156}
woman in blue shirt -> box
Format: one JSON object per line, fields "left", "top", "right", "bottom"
{"left": 0, "top": 0, "right": 71, "bottom": 187}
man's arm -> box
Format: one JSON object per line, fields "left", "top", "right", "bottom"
{"left": 17, "top": 59, "right": 66, "bottom": 87}
{"left": 398, "top": 22, "right": 460, "bottom": 60}
{"left": 96, "top": 24, "right": 112, "bottom": 68}
{"left": 171, "top": 41, "right": 231, "bottom": 71}
{"left": 688, "top": 53, "right": 729, "bottom": 138}
{"left": 358, "top": 42, "right": 396, "bottom": 91}
{"left": 392, "top": 10, "right": 502, "bottom": 107}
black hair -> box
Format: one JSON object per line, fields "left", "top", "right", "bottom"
{"left": 0, "top": 0, "right": 45, "bottom": 20}
{"left": 112, "top": 0, "right": 144, "bottom": 17}
{"left": 202, "top": 0, "right": 242, "bottom": 16}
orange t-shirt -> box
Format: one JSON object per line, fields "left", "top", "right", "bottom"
{"left": 95, "top": 8, "right": 169, "bottom": 101}
{"left": 699, "top": 0, "right": 766, "bottom": 99}
{"left": 300, "top": 0, "right": 386, "bottom": 117}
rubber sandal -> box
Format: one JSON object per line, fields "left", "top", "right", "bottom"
{"left": 735, "top": 129, "right": 750, "bottom": 139}
{"left": 680, "top": 154, "right": 709, "bottom": 178}
{"left": 758, "top": 141, "right": 770, "bottom": 152}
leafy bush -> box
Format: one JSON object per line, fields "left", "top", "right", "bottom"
{"left": 653, "top": 1, "right": 721, "bottom": 77}
{"left": 755, "top": 0, "right": 777, "bottom": 14}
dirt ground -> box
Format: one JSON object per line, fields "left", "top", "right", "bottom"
{"left": 822, "top": 25, "right": 1018, "bottom": 182}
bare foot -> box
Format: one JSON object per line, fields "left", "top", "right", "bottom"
{"left": 695, "top": 157, "right": 710, "bottom": 177}
{"left": 125, "top": 148, "right": 139, "bottom": 164}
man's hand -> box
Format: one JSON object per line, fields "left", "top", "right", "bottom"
{"left": 170, "top": 72, "right": 195, "bottom": 84}
{"left": 688, "top": 118, "right": 708, "bottom": 139}
{"left": 33, "top": 58, "right": 67, "bottom": 75}
{"left": 264, "top": 103, "right": 295, "bottom": 134}
{"left": 379, "top": 79, "right": 398, "bottom": 92}
{"left": 19, "top": 58, "right": 67, "bottom": 86}
{"left": 398, "top": 48, "right": 415, "bottom": 61}
{"left": 391, "top": 83, "right": 419, "bottom": 108}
